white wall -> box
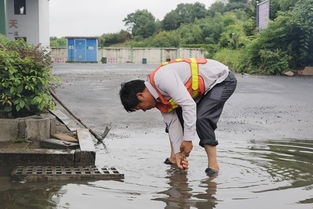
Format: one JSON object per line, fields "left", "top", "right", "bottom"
{"left": 98, "top": 48, "right": 206, "bottom": 64}
{"left": 6, "top": 0, "right": 49, "bottom": 47}
{"left": 51, "top": 47, "right": 206, "bottom": 64}
{"left": 38, "top": 0, "right": 49, "bottom": 47}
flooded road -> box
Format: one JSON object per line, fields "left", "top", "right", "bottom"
{"left": 1, "top": 63, "right": 313, "bottom": 209}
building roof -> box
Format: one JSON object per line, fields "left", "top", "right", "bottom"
{"left": 65, "top": 36, "right": 99, "bottom": 39}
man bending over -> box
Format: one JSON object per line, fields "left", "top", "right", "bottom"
{"left": 119, "top": 58, "right": 236, "bottom": 176}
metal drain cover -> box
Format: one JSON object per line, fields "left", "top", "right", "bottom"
{"left": 11, "top": 166, "right": 124, "bottom": 182}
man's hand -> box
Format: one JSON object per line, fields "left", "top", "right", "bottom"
{"left": 180, "top": 141, "right": 193, "bottom": 157}
{"left": 175, "top": 152, "right": 189, "bottom": 169}
{"left": 175, "top": 141, "right": 193, "bottom": 170}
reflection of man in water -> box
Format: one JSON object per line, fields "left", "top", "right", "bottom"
{"left": 153, "top": 168, "right": 218, "bottom": 209}
{"left": 120, "top": 58, "right": 236, "bottom": 176}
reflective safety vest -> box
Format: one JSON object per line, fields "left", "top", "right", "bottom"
{"left": 148, "top": 58, "right": 207, "bottom": 113}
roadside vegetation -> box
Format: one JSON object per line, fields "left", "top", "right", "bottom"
{"left": 51, "top": 0, "right": 313, "bottom": 75}
{"left": 50, "top": 36, "right": 66, "bottom": 48}
{"left": 0, "top": 35, "right": 57, "bottom": 118}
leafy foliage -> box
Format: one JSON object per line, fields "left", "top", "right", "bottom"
{"left": 208, "top": 2, "right": 226, "bottom": 16}
{"left": 123, "top": 10, "right": 156, "bottom": 39}
{"left": 0, "top": 36, "right": 56, "bottom": 118}
{"left": 99, "top": 30, "right": 131, "bottom": 47}
{"left": 71, "top": 0, "right": 313, "bottom": 75}
{"left": 177, "top": 24, "right": 203, "bottom": 44}
{"left": 213, "top": 48, "right": 246, "bottom": 72}
{"left": 239, "top": 0, "right": 313, "bottom": 74}
{"left": 50, "top": 37, "right": 66, "bottom": 48}
{"left": 162, "top": 10, "right": 181, "bottom": 31}
{"left": 290, "top": 0, "right": 313, "bottom": 66}
{"left": 258, "top": 49, "right": 290, "bottom": 74}
{"left": 270, "top": 0, "right": 300, "bottom": 19}
{"left": 174, "top": 3, "right": 208, "bottom": 26}
{"left": 149, "top": 31, "right": 180, "bottom": 47}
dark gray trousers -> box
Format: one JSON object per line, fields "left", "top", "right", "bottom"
{"left": 176, "top": 71, "right": 237, "bottom": 147}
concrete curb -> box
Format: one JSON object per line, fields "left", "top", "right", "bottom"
{"left": 0, "top": 129, "right": 96, "bottom": 171}
{"left": 0, "top": 113, "right": 56, "bottom": 142}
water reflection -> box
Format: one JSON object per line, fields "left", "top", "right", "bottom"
{"left": 193, "top": 178, "right": 218, "bottom": 209}
{"left": 1, "top": 139, "right": 312, "bottom": 209}
{"left": 154, "top": 168, "right": 218, "bottom": 209}
{"left": 154, "top": 139, "right": 313, "bottom": 209}
{"left": 0, "top": 179, "right": 61, "bottom": 209}
{"left": 249, "top": 139, "right": 313, "bottom": 193}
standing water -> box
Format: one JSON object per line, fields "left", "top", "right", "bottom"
{"left": 0, "top": 63, "right": 312, "bottom": 209}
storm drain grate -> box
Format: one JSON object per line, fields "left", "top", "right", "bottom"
{"left": 11, "top": 166, "right": 124, "bottom": 182}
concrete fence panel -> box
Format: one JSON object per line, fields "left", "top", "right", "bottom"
{"left": 51, "top": 47, "right": 206, "bottom": 64}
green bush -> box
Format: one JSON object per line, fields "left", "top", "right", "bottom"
{"left": 213, "top": 48, "right": 245, "bottom": 72}
{"left": 0, "top": 36, "right": 57, "bottom": 118}
{"left": 50, "top": 37, "right": 66, "bottom": 48}
{"left": 238, "top": 46, "right": 290, "bottom": 74}
{"left": 239, "top": 0, "right": 313, "bottom": 73}
{"left": 219, "top": 24, "right": 251, "bottom": 49}
{"left": 258, "top": 49, "right": 290, "bottom": 74}
{"left": 149, "top": 31, "right": 180, "bottom": 47}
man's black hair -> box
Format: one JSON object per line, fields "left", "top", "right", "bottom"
{"left": 119, "top": 79, "right": 145, "bottom": 112}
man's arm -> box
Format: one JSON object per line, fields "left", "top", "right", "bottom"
{"left": 156, "top": 69, "right": 196, "bottom": 169}
{"left": 162, "top": 108, "right": 193, "bottom": 169}
{"left": 162, "top": 112, "right": 184, "bottom": 154}
{"left": 157, "top": 70, "right": 197, "bottom": 142}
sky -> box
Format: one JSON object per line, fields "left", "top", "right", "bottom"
{"left": 49, "top": 0, "right": 217, "bottom": 37}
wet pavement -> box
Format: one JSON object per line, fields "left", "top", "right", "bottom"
{"left": 1, "top": 63, "right": 313, "bottom": 209}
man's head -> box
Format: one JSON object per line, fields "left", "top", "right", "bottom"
{"left": 119, "top": 80, "right": 157, "bottom": 112}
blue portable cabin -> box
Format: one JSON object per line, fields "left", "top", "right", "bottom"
{"left": 66, "top": 36, "right": 98, "bottom": 62}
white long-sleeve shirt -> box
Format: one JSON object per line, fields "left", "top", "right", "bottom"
{"left": 145, "top": 59, "right": 230, "bottom": 153}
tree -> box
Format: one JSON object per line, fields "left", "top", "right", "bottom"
{"left": 100, "top": 30, "right": 131, "bottom": 47}
{"left": 175, "top": 3, "right": 208, "bottom": 25}
{"left": 178, "top": 24, "right": 203, "bottom": 44}
{"left": 123, "top": 10, "right": 156, "bottom": 39}
{"left": 238, "top": 0, "right": 313, "bottom": 74}
{"left": 196, "top": 16, "right": 224, "bottom": 44}
{"left": 224, "top": 2, "right": 248, "bottom": 12}
{"left": 219, "top": 24, "right": 250, "bottom": 49}
{"left": 162, "top": 2, "right": 207, "bottom": 31}
{"left": 175, "top": 3, "right": 194, "bottom": 25}
{"left": 290, "top": 0, "right": 313, "bottom": 66}
{"left": 150, "top": 31, "right": 180, "bottom": 47}
{"left": 50, "top": 37, "right": 66, "bottom": 48}
{"left": 208, "top": 2, "right": 226, "bottom": 16}
{"left": 229, "top": 0, "right": 248, "bottom": 3}
{"left": 270, "top": 0, "right": 300, "bottom": 19}
{"left": 162, "top": 10, "right": 180, "bottom": 31}
{"left": 192, "top": 2, "right": 208, "bottom": 20}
